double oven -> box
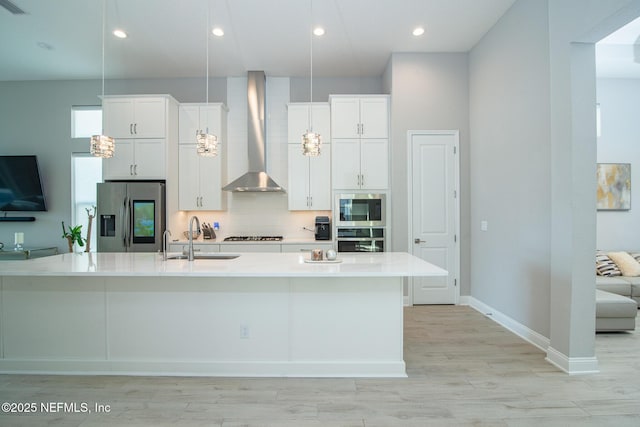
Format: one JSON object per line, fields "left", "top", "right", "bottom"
{"left": 335, "top": 193, "right": 385, "bottom": 253}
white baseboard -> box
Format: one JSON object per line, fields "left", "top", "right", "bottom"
{"left": 462, "top": 296, "right": 550, "bottom": 352}
{"left": 461, "top": 296, "right": 599, "bottom": 374}
{"left": 546, "top": 346, "right": 599, "bottom": 375}
{"left": 0, "top": 359, "right": 408, "bottom": 378}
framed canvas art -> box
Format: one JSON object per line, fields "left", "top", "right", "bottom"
{"left": 596, "top": 163, "right": 631, "bottom": 210}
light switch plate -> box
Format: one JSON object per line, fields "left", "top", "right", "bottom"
{"left": 481, "top": 220, "right": 488, "bottom": 232}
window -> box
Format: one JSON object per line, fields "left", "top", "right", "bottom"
{"left": 71, "top": 154, "right": 102, "bottom": 252}
{"left": 71, "top": 106, "right": 102, "bottom": 138}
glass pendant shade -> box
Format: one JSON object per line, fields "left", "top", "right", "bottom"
{"left": 197, "top": 131, "right": 219, "bottom": 157}
{"left": 302, "top": 130, "right": 321, "bottom": 156}
{"left": 90, "top": 134, "right": 115, "bottom": 158}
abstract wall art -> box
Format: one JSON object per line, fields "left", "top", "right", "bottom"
{"left": 596, "top": 163, "right": 631, "bottom": 210}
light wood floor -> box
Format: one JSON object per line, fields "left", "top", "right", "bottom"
{"left": 0, "top": 305, "right": 638, "bottom": 426}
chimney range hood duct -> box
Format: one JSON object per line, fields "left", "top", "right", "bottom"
{"left": 223, "top": 71, "right": 284, "bottom": 192}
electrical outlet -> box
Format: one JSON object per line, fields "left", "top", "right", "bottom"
{"left": 240, "top": 324, "right": 249, "bottom": 339}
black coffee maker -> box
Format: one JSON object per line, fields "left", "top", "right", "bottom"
{"left": 314, "top": 216, "right": 331, "bottom": 240}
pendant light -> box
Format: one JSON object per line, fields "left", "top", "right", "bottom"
{"left": 196, "top": 0, "right": 219, "bottom": 157}
{"left": 302, "top": 0, "right": 321, "bottom": 156}
{"left": 90, "top": 0, "right": 115, "bottom": 158}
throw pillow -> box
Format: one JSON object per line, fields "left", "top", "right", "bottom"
{"left": 607, "top": 251, "right": 640, "bottom": 277}
{"left": 596, "top": 251, "right": 621, "bottom": 276}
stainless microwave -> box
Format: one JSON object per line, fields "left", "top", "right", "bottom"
{"left": 335, "top": 194, "right": 385, "bottom": 227}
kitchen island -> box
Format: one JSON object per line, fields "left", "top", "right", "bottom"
{"left": 0, "top": 252, "right": 446, "bottom": 377}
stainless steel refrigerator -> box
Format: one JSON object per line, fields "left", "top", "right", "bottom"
{"left": 97, "top": 181, "right": 166, "bottom": 252}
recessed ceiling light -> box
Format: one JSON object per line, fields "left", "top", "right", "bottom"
{"left": 412, "top": 27, "right": 425, "bottom": 36}
{"left": 113, "top": 29, "right": 128, "bottom": 39}
{"left": 313, "top": 27, "right": 325, "bottom": 36}
{"left": 212, "top": 27, "right": 224, "bottom": 37}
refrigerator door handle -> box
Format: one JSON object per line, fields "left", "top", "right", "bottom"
{"left": 123, "top": 196, "right": 131, "bottom": 248}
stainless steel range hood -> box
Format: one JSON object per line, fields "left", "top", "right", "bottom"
{"left": 223, "top": 71, "right": 284, "bottom": 192}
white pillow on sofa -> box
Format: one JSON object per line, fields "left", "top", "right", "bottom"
{"left": 607, "top": 251, "right": 640, "bottom": 277}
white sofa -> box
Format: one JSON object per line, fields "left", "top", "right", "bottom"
{"left": 596, "top": 275, "right": 640, "bottom": 305}
{"left": 595, "top": 251, "right": 639, "bottom": 331}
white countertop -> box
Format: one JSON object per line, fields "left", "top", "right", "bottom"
{"left": 0, "top": 252, "right": 447, "bottom": 278}
{"left": 169, "top": 238, "right": 332, "bottom": 245}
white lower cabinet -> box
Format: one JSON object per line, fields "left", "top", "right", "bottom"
{"left": 221, "top": 244, "right": 281, "bottom": 253}
{"left": 168, "top": 243, "right": 220, "bottom": 253}
{"left": 281, "top": 243, "right": 334, "bottom": 253}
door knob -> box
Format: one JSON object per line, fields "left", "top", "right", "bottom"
{"left": 414, "top": 238, "right": 426, "bottom": 244}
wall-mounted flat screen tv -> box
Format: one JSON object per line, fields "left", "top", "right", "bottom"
{"left": 0, "top": 155, "right": 47, "bottom": 211}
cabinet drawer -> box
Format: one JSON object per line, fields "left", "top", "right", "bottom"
{"left": 221, "top": 244, "right": 281, "bottom": 253}
{"left": 281, "top": 243, "right": 334, "bottom": 253}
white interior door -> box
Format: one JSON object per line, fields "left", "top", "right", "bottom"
{"left": 409, "top": 131, "right": 459, "bottom": 304}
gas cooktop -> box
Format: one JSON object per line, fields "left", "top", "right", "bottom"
{"left": 223, "top": 236, "right": 283, "bottom": 242}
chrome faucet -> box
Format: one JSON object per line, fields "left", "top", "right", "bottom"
{"left": 162, "top": 229, "right": 172, "bottom": 261}
{"left": 188, "top": 215, "right": 201, "bottom": 261}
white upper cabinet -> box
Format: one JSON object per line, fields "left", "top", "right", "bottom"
{"left": 287, "top": 103, "right": 331, "bottom": 211}
{"left": 330, "top": 95, "right": 389, "bottom": 190}
{"left": 179, "top": 145, "right": 225, "bottom": 210}
{"left": 287, "top": 103, "right": 331, "bottom": 143}
{"left": 179, "top": 104, "right": 224, "bottom": 143}
{"left": 178, "top": 103, "right": 227, "bottom": 211}
{"left": 102, "top": 139, "right": 166, "bottom": 180}
{"left": 331, "top": 96, "right": 388, "bottom": 139}
{"left": 103, "top": 96, "right": 167, "bottom": 139}
{"left": 102, "top": 95, "right": 177, "bottom": 181}
{"left": 287, "top": 144, "right": 331, "bottom": 210}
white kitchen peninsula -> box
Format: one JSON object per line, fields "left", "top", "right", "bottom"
{"left": 0, "top": 252, "right": 446, "bottom": 378}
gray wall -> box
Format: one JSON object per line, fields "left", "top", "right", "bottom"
{"left": 106, "top": 77, "right": 227, "bottom": 103}
{"left": 469, "top": 0, "right": 640, "bottom": 362}
{"left": 387, "top": 53, "right": 470, "bottom": 295}
{"left": 0, "top": 80, "right": 100, "bottom": 251}
{"left": 596, "top": 78, "right": 640, "bottom": 250}
{"left": 469, "top": 0, "right": 551, "bottom": 336}
{"left": 289, "top": 77, "right": 385, "bottom": 102}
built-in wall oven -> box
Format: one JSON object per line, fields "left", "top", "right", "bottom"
{"left": 335, "top": 193, "right": 386, "bottom": 252}
{"left": 336, "top": 227, "right": 385, "bottom": 252}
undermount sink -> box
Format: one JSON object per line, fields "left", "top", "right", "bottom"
{"left": 165, "top": 253, "right": 240, "bottom": 260}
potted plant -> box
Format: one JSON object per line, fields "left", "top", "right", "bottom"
{"left": 61, "top": 221, "right": 85, "bottom": 253}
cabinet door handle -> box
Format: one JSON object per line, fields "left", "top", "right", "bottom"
{"left": 361, "top": 123, "right": 364, "bottom": 135}
{"left": 134, "top": 164, "right": 138, "bottom": 175}
{"left": 309, "top": 196, "right": 312, "bottom": 207}
{"left": 134, "top": 123, "right": 137, "bottom": 134}
{"left": 360, "top": 174, "right": 364, "bottom": 187}
{"left": 129, "top": 124, "right": 133, "bottom": 135}
{"left": 130, "top": 165, "right": 133, "bottom": 176}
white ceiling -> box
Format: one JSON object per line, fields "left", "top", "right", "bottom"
{"left": 3, "top": 0, "right": 637, "bottom": 82}
{"left": 0, "top": 0, "right": 517, "bottom": 81}
{"left": 596, "top": 15, "right": 640, "bottom": 79}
